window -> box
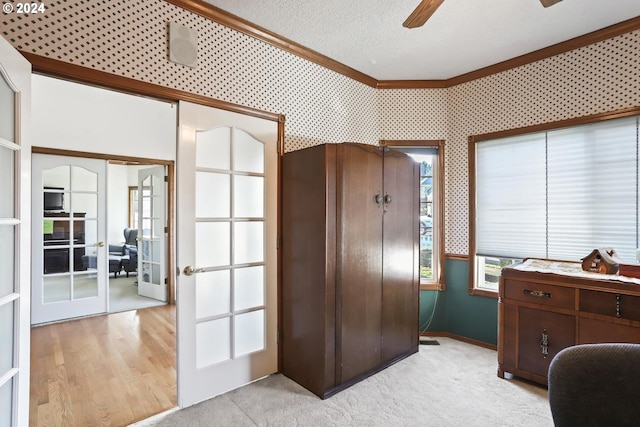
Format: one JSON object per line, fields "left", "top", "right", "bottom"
{"left": 382, "top": 140, "right": 445, "bottom": 290}
{"left": 128, "top": 185, "right": 151, "bottom": 229}
{"left": 470, "top": 115, "right": 640, "bottom": 296}
{"left": 128, "top": 186, "right": 139, "bottom": 229}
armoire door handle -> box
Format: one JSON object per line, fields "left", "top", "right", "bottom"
{"left": 374, "top": 193, "right": 382, "bottom": 205}
{"left": 384, "top": 194, "right": 392, "bottom": 204}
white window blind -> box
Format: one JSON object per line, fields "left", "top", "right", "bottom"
{"left": 476, "top": 116, "right": 639, "bottom": 263}
{"left": 476, "top": 133, "right": 547, "bottom": 259}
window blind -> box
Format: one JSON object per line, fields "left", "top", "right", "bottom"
{"left": 476, "top": 116, "right": 639, "bottom": 263}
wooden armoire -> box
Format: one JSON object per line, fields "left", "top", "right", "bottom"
{"left": 282, "top": 142, "right": 419, "bottom": 398}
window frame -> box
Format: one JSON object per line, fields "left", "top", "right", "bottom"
{"left": 128, "top": 185, "right": 138, "bottom": 229}
{"left": 468, "top": 107, "right": 640, "bottom": 298}
{"left": 380, "top": 139, "right": 445, "bottom": 291}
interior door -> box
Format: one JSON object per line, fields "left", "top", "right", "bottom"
{"left": 177, "top": 101, "right": 278, "bottom": 407}
{"left": 0, "top": 35, "right": 31, "bottom": 427}
{"left": 137, "top": 166, "right": 167, "bottom": 301}
{"left": 31, "top": 154, "right": 107, "bottom": 324}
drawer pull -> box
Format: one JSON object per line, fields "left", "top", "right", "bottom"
{"left": 541, "top": 329, "right": 549, "bottom": 358}
{"left": 524, "top": 289, "right": 552, "bottom": 298}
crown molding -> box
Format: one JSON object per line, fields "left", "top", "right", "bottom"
{"left": 165, "top": 0, "right": 378, "bottom": 88}
{"left": 377, "top": 80, "right": 449, "bottom": 89}
{"left": 444, "top": 15, "right": 640, "bottom": 88}
{"left": 166, "top": 1, "right": 640, "bottom": 90}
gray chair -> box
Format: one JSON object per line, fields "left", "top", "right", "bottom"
{"left": 548, "top": 343, "right": 640, "bottom": 427}
{"left": 122, "top": 228, "right": 138, "bottom": 277}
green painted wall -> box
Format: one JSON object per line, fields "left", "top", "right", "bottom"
{"left": 419, "top": 259, "right": 498, "bottom": 346}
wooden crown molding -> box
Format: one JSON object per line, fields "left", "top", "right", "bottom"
{"left": 166, "top": 1, "right": 640, "bottom": 89}
{"left": 444, "top": 15, "right": 640, "bottom": 88}
{"left": 165, "top": 0, "right": 378, "bottom": 88}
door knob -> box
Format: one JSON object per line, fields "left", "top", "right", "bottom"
{"left": 95, "top": 241, "right": 105, "bottom": 247}
{"left": 374, "top": 193, "right": 382, "bottom": 205}
{"left": 384, "top": 194, "right": 392, "bottom": 204}
{"left": 183, "top": 265, "right": 206, "bottom": 276}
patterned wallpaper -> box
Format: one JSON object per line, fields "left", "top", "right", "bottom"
{"left": 444, "top": 30, "right": 640, "bottom": 254}
{"left": 2, "top": 0, "right": 639, "bottom": 255}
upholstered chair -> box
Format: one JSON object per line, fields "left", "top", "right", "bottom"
{"left": 548, "top": 343, "right": 640, "bottom": 427}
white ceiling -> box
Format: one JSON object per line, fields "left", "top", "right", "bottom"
{"left": 203, "top": 0, "right": 640, "bottom": 81}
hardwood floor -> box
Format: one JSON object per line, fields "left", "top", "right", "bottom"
{"left": 30, "top": 305, "right": 176, "bottom": 427}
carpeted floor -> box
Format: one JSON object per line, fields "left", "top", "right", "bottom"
{"left": 109, "top": 275, "right": 165, "bottom": 313}
{"left": 130, "top": 337, "right": 553, "bottom": 427}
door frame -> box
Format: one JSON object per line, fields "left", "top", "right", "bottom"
{"left": 26, "top": 54, "right": 286, "bottom": 402}
{"left": 33, "top": 147, "right": 176, "bottom": 305}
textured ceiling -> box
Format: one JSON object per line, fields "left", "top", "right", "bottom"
{"left": 203, "top": 0, "right": 640, "bottom": 81}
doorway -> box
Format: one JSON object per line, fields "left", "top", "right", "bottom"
{"left": 107, "top": 162, "right": 168, "bottom": 314}
{"left": 29, "top": 74, "right": 177, "bottom": 426}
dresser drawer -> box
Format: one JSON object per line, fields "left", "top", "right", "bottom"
{"left": 579, "top": 289, "right": 640, "bottom": 321}
{"left": 503, "top": 279, "right": 574, "bottom": 309}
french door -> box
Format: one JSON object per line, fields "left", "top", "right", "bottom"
{"left": 0, "top": 35, "right": 31, "bottom": 427}
{"left": 31, "top": 154, "right": 107, "bottom": 324}
{"left": 176, "top": 101, "right": 278, "bottom": 407}
{"left": 137, "top": 165, "right": 167, "bottom": 301}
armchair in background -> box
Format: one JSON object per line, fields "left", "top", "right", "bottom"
{"left": 122, "top": 227, "right": 138, "bottom": 277}
{"left": 548, "top": 343, "right": 640, "bottom": 427}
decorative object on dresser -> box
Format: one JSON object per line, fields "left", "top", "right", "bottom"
{"left": 498, "top": 258, "right": 640, "bottom": 386}
{"left": 580, "top": 247, "right": 623, "bottom": 274}
{"left": 282, "top": 142, "right": 420, "bottom": 399}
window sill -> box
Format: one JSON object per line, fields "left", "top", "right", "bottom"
{"left": 420, "top": 283, "right": 445, "bottom": 291}
{"left": 468, "top": 288, "right": 498, "bottom": 299}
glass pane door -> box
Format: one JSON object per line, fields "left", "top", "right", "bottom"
{"left": 137, "top": 166, "right": 167, "bottom": 301}
{"left": 176, "top": 101, "right": 278, "bottom": 407}
{"left": 0, "top": 34, "right": 31, "bottom": 427}
{"left": 32, "top": 155, "right": 107, "bottom": 324}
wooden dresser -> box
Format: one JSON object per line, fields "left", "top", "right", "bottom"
{"left": 498, "top": 258, "right": 640, "bottom": 386}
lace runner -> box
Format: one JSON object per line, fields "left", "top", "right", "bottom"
{"left": 512, "top": 258, "right": 640, "bottom": 285}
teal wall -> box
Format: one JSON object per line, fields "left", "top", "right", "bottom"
{"left": 419, "top": 259, "right": 498, "bottom": 346}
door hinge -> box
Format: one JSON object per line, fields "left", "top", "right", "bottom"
{"left": 164, "top": 226, "right": 169, "bottom": 234}
{"left": 164, "top": 175, "right": 169, "bottom": 182}
{"left": 164, "top": 278, "right": 168, "bottom": 285}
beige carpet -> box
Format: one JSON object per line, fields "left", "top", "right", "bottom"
{"left": 131, "top": 337, "right": 553, "bottom": 427}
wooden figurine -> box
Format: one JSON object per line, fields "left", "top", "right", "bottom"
{"left": 581, "top": 248, "right": 624, "bottom": 274}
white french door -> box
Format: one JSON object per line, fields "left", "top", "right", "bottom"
{"left": 0, "top": 35, "right": 31, "bottom": 427}
{"left": 177, "top": 101, "right": 278, "bottom": 407}
{"left": 31, "top": 154, "right": 107, "bottom": 324}
{"left": 137, "top": 165, "right": 167, "bottom": 301}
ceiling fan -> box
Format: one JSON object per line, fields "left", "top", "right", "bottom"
{"left": 403, "top": 0, "right": 564, "bottom": 29}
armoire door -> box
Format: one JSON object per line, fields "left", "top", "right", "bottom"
{"left": 337, "top": 143, "right": 384, "bottom": 382}
{"left": 381, "top": 149, "right": 420, "bottom": 363}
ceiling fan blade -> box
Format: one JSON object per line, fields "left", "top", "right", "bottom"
{"left": 539, "top": 0, "right": 563, "bottom": 7}
{"left": 403, "top": 0, "right": 444, "bottom": 29}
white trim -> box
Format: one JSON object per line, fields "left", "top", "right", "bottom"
{"left": 0, "top": 293, "right": 19, "bottom": 307}
{"left": 0, "top": 137, "right": 19, "bottom": 150}
{"left": 0, "top": 368, "right": 18, "bottom": 388}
